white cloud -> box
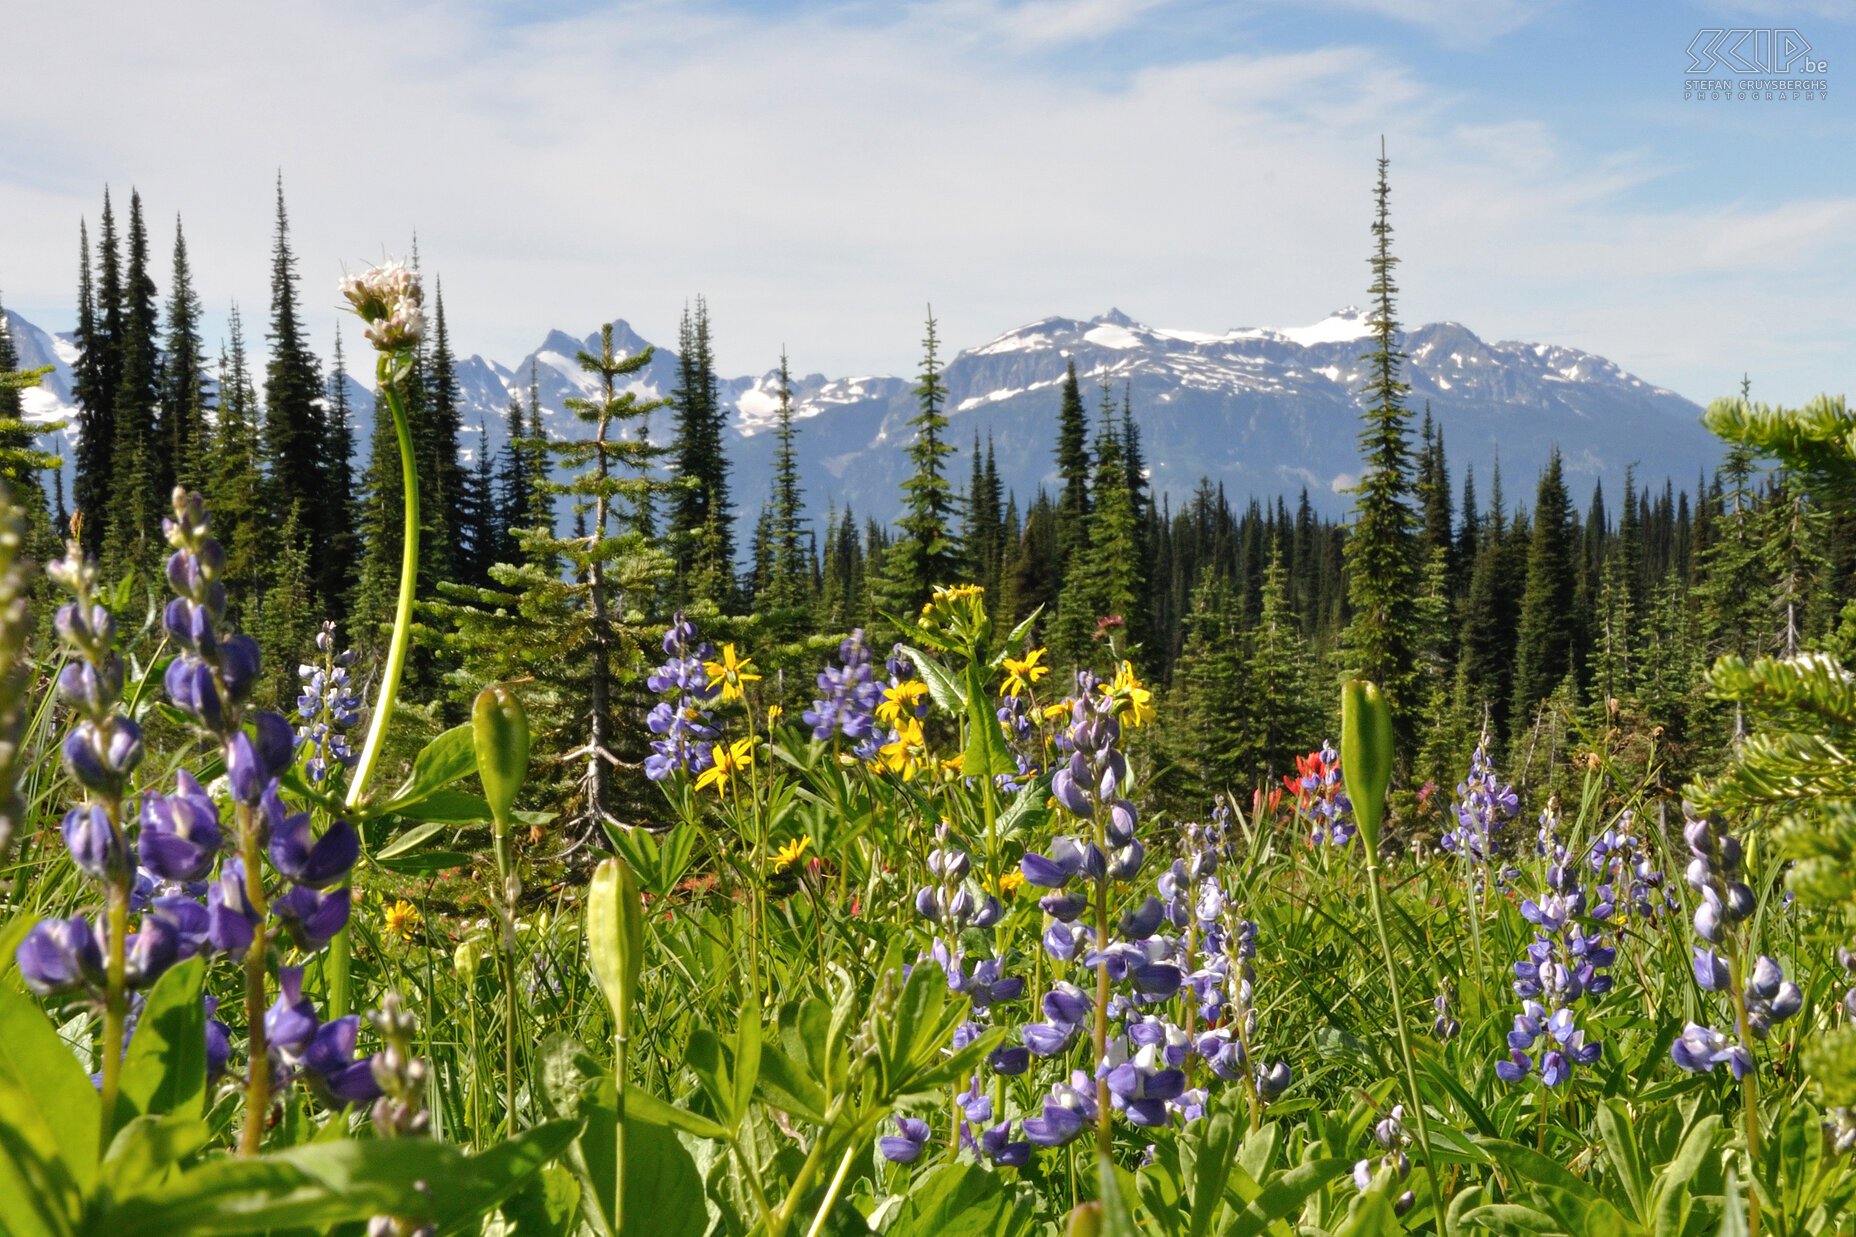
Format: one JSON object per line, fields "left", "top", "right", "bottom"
{"left": 0, "top": 0, "right": 1846, "bottom": 411}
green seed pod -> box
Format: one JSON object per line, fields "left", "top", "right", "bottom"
{"left": 1064, "top": 1202, "right": 1103, "bottom": 1237}
{"left": 1341, "top": 679, "right": 1394, "bottom": 855}
{"left": 587, "top": 856, "right": 645, "bottom": 1044}
{"left": 472, "top": 684, "right": 530, "bottom": 832}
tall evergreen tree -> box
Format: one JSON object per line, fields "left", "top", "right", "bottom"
{"left": 161, "top": 216, "right": 209, "bottom": 494}
{"left": 261, "top": 176, "right": 332, "bottom": 602}
{"left": 876, "top": 310, "right": 962, "bottom": 615}
{"left": 321, "top": 330, "right": 360, "bottom": 610}
{"left": 1511, "top": 449, "right": 1579, "bottom": 738}
{"left": 1341, "top": 143, "right": 1422, "bottom": 746}
{"left": 668, "top": 297, "right": 733, "bottom": 603}
{"left": 760, "top": 351, "right": 810, "bottom": 615}
{"left": 72, "top": 201, "right": 123, "bottom": 553}
{"left": 1054, "top": 358, "right": 1092, "bottom": 571}
{"left": 101, "top": 190, "right": 161, "bottom": 576}
{"left": 205, "top": 308, "right": 269, "bottom": 622}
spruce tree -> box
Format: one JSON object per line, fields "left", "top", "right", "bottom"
{"left": 72, "top": 199, "right": 124, "bottom": 553}
{"left": 1239, "top": 546, "right": 1323, "bottom": 782}
{"left": 1164, "top": 568, "right": 1244, "bottom": 802}
{"left": 0, "top": 295, "right": 56, "bottom": 543}
{"left": 261, "top": 177, "right": 331, "bottom": 602}
{"left": 321, "top": 330, "right": 360, "bottom": 611}
{"left": 101, "top": 190, "right": 162, "bottom": 578}
{"left": 1510, "top": 449, "right": 1580, "bottom": 739}
{"left": 760, "top": 351, "right": 809, "bottom": 616}
{"left": 668, "top": 297, "right": 733, "bottom": 603}
{"left": 1341, "top": 143, "right": 1422, "bottom": 746}
{"left": 1056, "top": 384, "right": 1144, "bottom": 661}
{"left": 416, "top": 283, "right": 465, "bottom": 590}
{"left": 436, "top": 324, "right": 675, "bottom": 833}
{"left": 161, "top": 216, "right": 209, "bottom": 494}
{"left": 876, "top": 310, "right": 963, "bottom": 615}
{"left": 205, "top": 308, "right": 269, "bottom": 624}
{"left": 494, "top": 392, "right": 532, "bottom": 566}
{"left": 1055, "top": 358, "right": 1092, "bottom": 571}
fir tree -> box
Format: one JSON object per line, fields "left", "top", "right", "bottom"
{"left": 205, "top": 308, "right": 269, "bottom": 623}
{"left": 321, "top": 330, "right": 360, "bottom": 610}
{"left": 876, "top": 310, "right": 962, "bottom": 615}
{"left": 1054, "top": 358, "right": 1092, "bottom": 571}
{"left": 415, "top": 283, "right": 463, "bottom": 590}
{"left": 1511, "top": 449, "right": 1580, "bottom": 739}
{"left": 261, "top": 176, "right": 332, "bottom": 602}
{"left": 760, "top": 351, "right": 809, "bottom": 615}
{"left": 495, "top": 392, "right": 532, "bottom": 566}
{"left": 668, "top": 297, "right": 733, "bottom": 603}
{"left": 0, "top": 297, "right": 56, "bottom": 544}
{"left": 72, "top": 200, "right": 124, "bottom": 554}
{"left": 100, "top": 190, "right": 163, "bottom": 579}
{"left": 160, "top": 216, "right": 209, "bottom": 494}
{"left": 1341, "top": 142, "right": 1422, "bottom": 746}
{"left": 436, "top": 324, "right": 675, "bottom": 834}
{"left": 1238, "top": 546, "right": 1323, "bottom": 782}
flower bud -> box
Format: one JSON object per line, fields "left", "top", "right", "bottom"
{"left": 472, "top": 685, "right": 531, "bottom": 832}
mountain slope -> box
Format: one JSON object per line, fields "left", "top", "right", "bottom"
{"left": 5, "top": 305, "right": 1724, "bottom": 534}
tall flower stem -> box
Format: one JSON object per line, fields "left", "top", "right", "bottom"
{"left": 97, "top": 850, "right": 128, "bottom": 1150}
{"left": 329, "top": 365, "right": 421, "bottom": 1017}
{"left": 237, "top": 801, "right": 273, "bottom": 1156}
{"left": 1728, "top": 951, "right": 1764, "bottom": 1237}
{"left": 1092, "top": 806, "right": 1111, "bottom": 1156}
{"left": 1362, "top": 857, "right": 1439, "bottom": 1213}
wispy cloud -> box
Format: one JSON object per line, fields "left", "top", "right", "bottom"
{"left": 0, "top": 0, "right": 1846, "bottom": 410}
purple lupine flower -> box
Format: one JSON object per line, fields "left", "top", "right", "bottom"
{"left": 62, "top": 803, "right": 124, "bottom": 880}
{"left": 138, "top": 772, "right": 223, "bottom": 881}
{"left": 643, "top": 612, "right": 720, "bottom": 781}
{"left": 265, "top": 787, "right": 359, "bottom": 890}
{"left": 978, "top": 1120, "right": 1030, "bottom": 1167}
{"left": 297, "top": 623, "right": 362, "bottom": 784}
{"left": 878, "top": 1115, "right": 931, "bottom": 1164}
{"left": 802, "top": 630, "right": 883, "bottom": 746}
{"left": 1440, "top": 737, "right": 1517, "bottom": 863}
{"left": 204, "top": 995, "right": 231, "bottom": 1082}
{"left": 265, "top": 966, "right": 319, "bottom": 1062}
{"left": 273, "top": 885, "right": 352, "bottom": 952}
{"left": 207, "top": 857, "right": 261, "bottom": 958}
{"left": 17, "top": 916, "right": 105, "bottom": 997}
{"left": 304, "top": 1015, "right": 385, "bottom": 1105}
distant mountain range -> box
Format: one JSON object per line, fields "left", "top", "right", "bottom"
{"left": 5, "top": 304, "right": 1727, "bottom": 532}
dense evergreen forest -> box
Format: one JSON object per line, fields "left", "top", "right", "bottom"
{"left": 2, "top": 165, "right": 1842, "bottom": 841}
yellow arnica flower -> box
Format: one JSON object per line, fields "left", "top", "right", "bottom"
{"left": 383, "top": 899, "right": 421, "bottom": 942}
{"left": 1001, "top": 647, "right": 1050, "bottom": 698}
{"left": 879, "top": 718, "right": 926, "bottom": 780}
{"left": 1041, "top": 699, "right": 1074, "bottom": 723}
{"left": 1102, "top": 660, "right": 1155, "bottom": 728}
{"left": 695, "top": 737, "right": 757, "bottom": 794}
{"left": 877, "top": 679, "right": 929, "bottom": 727}
{"left": 703, "top": 643, "right": 762, "bottom": 703}
{"left": 991, "top": 869, "right": 1026, "bottom": 897}
{"left": 773, "top": 835, "right": 812, "bottom": 872}
{"left": 766, "top": 704, "right": 784, "bottom": 728}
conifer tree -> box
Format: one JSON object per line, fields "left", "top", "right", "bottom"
{"left": 1010, "top": 491, "right": 1061, "bottom": 626}
{"left": 877, "top": 310, "right": 962, "bottom": 615}
{"left": 1056, "top": 384, "right": 1144, "bottom": 661}
{"left": 669, "top": 297, "right": 733, "bottom": 603}
{"left": 321, "top": 330, "right": 360, "bottom": 610}
{"left": 205, "top": 308, "right": 268, "bottom": 623}
{"left": 350, "top": 386, "right": 404, "bottom": 644}
{"left": 0, "top": 297, "right": 56, "bottom": 544}
{"left": 1511, "top": 449, "right": 1580, "bottom": 738}
{"left": 261, "top": 177, "right": 332, "bottom": 601}
{"left": 161, "top": 216, "right": 209, "bottom": 494}
{"left": 70, "top": 218, "right": 103, "bottom": 549}
{"left": 760, "top": 351, "right": 809, "bottom": 616}
{"left": 436, "top": 324, "right": 674, "bottom": 833}
{"left": 414, "top": 283, "right": 463, "bottom": 590}
{"left": 1163, "top": 568, "right": 1244, "bottom": 802}
{"left": 101, "top": 191, "right": 162, "bottom": 578}
{"left": 1238, "top": 546, "right": 1323, "bottom": 782}
{"left": 1458, "top": 461, "right": 1521, "bottom": 744}
{"left": 1341, "top": 143, "right": 1421, "bottom": 746}
{"left": 251, "top": 504, "right": 316, "bottom": 703}
{"left": 1055, "top": 358, "right": 1092, "bottom": 571}
{"left": 495, "top": 392, "right": 532, "bottom": 566}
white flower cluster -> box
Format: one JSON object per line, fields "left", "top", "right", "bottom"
{"left": 339, "top": 261, "right": 424, "bottom": 352}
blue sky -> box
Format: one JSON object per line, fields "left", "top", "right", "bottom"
{"left": 1, "top": 0, "right": 1848, "bottom": 406}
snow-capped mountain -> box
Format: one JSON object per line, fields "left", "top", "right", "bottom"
{"left": 5, "top": 305, "right": 1725, "bottom": 530}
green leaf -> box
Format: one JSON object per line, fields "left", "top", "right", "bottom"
{"left": 1593, "top": 1099, "right": 1648, "bottom": 1225}
{"left": 962, "top": 657, "right": 1015, "bottom": 779}
{"left": 389, "top": 791, "right": 492, "bottom": 826}
{"left": 98, "top": 1114, "right": 209, "bottom": 1200}
{"left": 375, "top": 850, "right": 473, "bottom": 875}
{"left": 1719, "top": 1167, "right": 1748, "bottom": 1237}
{"left": 755, "top": 1044, "right": 828, "bottom": 1125}
{"left": 0, "top": 1067, "right": 82, "bottom": 1237}
{"left": 501, "top": 1164, "right": 579, "bottom": 1237}
{"left": 897, "top": 644, "right": 965, "bottom": 716}
{"left": 1224, "top": 1158, "right": 1351, "bottom": 1237}
{"left": 1183, "top": 1106, "right": 1239, "bottom": 1237}
{"left": 99, "top": 1121, "right": 579, "bottom": 1237}
{"left": 376, "top": 723, "right": 475, "bottom": 813}
{"left": 1095, "top": 1153, "right": 1139, "bottom": 1237}
{"left": 1455, "top": 1202, "right": 1567, "bottom": 1234}
{"left": 621, "top": 1087, "right": 729, "bottom": 1142}
{"left": 0, "top": 979, "right": 100, "bottom": 1195}
{"left": 119, "top": 957, "right": 206, "bottom": 1121}
{"left": 886, "top": 1162, "right": 1032, "bottom": 1237}
{"left": 375, "top": 821, "right": 450, "bottom": 859}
